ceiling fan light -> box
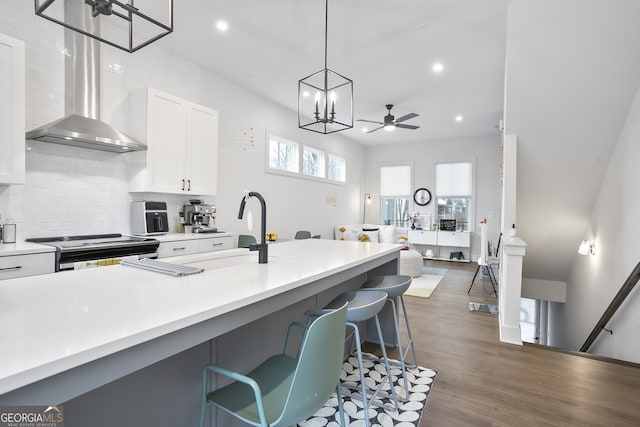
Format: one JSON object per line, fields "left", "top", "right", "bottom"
{"left": 384, "top": 124, "right": 395, "bottom": 131}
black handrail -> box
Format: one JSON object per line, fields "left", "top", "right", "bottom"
{"left": 580, "top": 259, "right": 640, "bottom": 352}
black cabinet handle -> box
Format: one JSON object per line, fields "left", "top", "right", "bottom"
{"left": 181, "top": 179, "right": 186, "bottom": 191}
{"left": 0, "top": 265, "right": 22, "bottom": 272}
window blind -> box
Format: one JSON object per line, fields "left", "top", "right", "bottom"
{"left": 436, "top": 162, "right": 472, "bottom": 196}
{"left": 380, "top": 165, "right": 411, "bottom": 196}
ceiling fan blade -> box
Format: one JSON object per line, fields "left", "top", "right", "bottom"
{"left": 357, "top": 119, "right": 384, "bottom": 125}
{"left": 366, "top": 126, "right": 384, "bottom": 133}
{"left": 395, "top": 113, "right": 419, "bottom": 123}
{"left": 396, "top": 124, "right": 420, "bottom": 130}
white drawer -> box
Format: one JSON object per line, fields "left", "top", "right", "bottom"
{"left": 157, "top": 240, "right": 201, "bottom": 258}
{"left": 437, "top": 231, "right": 470, "bottom": 247}
{"left": 0, "top": 252, "right": 55, "bottom": 280}
{"left": 408, "top": 230, "right": 437, "bottom": 245}
{"left": 198, "top": 236, "right": 233, "bottom": 253}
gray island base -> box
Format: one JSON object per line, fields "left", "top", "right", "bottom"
{"left": 0, "top": 239, "right": 400, "bottom": 427}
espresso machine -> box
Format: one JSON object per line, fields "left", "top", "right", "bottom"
{"left": 183, "top": 200, "right": 217, "bottom": 233}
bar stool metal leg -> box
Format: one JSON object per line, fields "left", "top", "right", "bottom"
{"left": 344, "top": 314, "right": 399, "bottom": 426}
{"left": 382, "top": 295, "right": 417, "bottom": 400}
{"left": 359, "top": 275, "right": 417, "bottom": 401}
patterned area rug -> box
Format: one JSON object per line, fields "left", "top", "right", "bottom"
{"left": 298, "top": 353, "right": 436, "bottom": 427}
{"left": 404, "top": 267, "right": 448, "bottom": 298}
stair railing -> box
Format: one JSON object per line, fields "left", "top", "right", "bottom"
{"left": 580, "top": 259, "right": 640, "bottom": 352}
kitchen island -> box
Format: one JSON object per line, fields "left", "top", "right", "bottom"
{"left": 0, "top": 239, "right": 400, "bottom": 426}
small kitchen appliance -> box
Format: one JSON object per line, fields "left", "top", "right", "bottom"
{"left": 131, "top": 201, "right": 169, "bottom": 235}
{"left": 183, "top": 200, "right": 217, "bottom": 233}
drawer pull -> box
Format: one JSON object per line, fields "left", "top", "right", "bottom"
{"left": 211, "top": 242, "right": 224, "bottom": 246}
{"left": 0, "top": 265, "right": 22, "bottom": 272}
{"left": 172, "top": 247, "right": 187, "bottom": 251}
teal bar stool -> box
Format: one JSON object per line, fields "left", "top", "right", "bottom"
{"left": 360, "top": 274, "right": 417, "bottom": 400}
{"left": 306, "top": 290, "right": 399, "bottom": 427}
{"left": 199, "top": 304, "right": 348, "bottom": 427}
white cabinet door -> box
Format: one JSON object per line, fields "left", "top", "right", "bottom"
{"left": 437, "top": 231, "right": 471, "bottom": 247}
{"left": 185, "top": 103, "right": 218, "bottom": 195}
{"left": 0, "top": 253, "right": 54, "bottom": 280}
{"left": 128, "top": 88, "right": 218, "bottom": 195}
{"left": 157, "top": 239, "right": 201, "bottom": 258}
{"left": 0, "top": 33, "right": 25, "bottom": 185}
{"left": 197, "top": 236, "right": 232, "bottom": 253}
{"left": 408, "top": 230, "right": 437, "bottom": 245}
{"left": 147, "top": 90, "right": 187, "bottom": 193}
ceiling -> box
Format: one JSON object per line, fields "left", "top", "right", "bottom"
{"left": 158, "top": 0, "right": 507, "bottom": 146}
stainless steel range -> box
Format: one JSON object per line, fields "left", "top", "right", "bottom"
{"left": 26, "top": 234, "right": 160, "bottom": 272}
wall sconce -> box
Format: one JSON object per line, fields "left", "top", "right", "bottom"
{"left": 578, "top": 239, "right": 596, "bottom": 256}
{"left": 363, "top": 193, "right": 371, "bottom": 223}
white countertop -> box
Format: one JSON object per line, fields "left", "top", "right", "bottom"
{"left": 0, "top": 239, "right": 399, "bottom": 396}
{"left": 0, "top": 241, "right": 55, "bottom": 257}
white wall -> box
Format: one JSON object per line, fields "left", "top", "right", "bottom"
{"left": 549, "top": 84, "right": 640, "bottom": 363}
{"left": 0, "top": 1, "right": 365, "bottom": 241}
{"left": 365, "top": 135, "right": 502, "bottom": 261}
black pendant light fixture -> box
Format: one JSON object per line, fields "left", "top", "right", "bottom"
{"left": 35, "top": 0, "right": 173, "bottom": 53}
{"left": 298, "top": 0, "right": 353, "bottom": 134}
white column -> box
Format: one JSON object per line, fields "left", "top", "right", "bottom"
{"left": 499, "top": 237, "right": 527, "bottom": 345}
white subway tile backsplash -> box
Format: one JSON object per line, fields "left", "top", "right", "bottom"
{"left": 0, "top": 3, "right": 218, "bottom": 240}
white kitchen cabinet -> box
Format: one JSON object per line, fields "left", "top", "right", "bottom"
{"left": 437, "top": 231, "right": 471, "bottom": 247}
{"left": 407, "top": 230, "right": 437, "bottom": 245}
{"left": 0, "top": 253, "right": 54, "bottom": 280}
{"left": 408, "top": 230, "right": 471, "bottom": 262}
{"left": 0, "top": 32, "right": 25, "bottom": 185}
{"left": 157, "top": 235, "right": 233, "bottom": 258}
{"left": 128, "top": 88, "right": 219, "bottom": 195}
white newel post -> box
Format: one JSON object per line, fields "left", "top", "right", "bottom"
{"left": 498, "top": 133, "right": 526, "bottom": 345}
{"left": 499, "top": 237, "right": 526, "bottom": 345}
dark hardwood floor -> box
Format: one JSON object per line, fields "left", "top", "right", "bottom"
{"left": 367, "top": 260, "right": 640, "bottom": 426}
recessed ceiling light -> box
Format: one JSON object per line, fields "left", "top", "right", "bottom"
{"left": 302, "top": 91, "right": 310, "bottom": 98}
{"left": 361, "top": 127, "right": 368, "bottom": 133}
{"left": 432, "top": 62, "right": 444, "bottom": 73}
{"left": 455, "top": 115, "right": 463, "bottom": 122}
{"left": 215, "top": 20, "right": 229, "bottom": 32}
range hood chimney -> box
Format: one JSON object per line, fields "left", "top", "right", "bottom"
{"left": 26, "top": 1, "right": 146, "bottom": 153}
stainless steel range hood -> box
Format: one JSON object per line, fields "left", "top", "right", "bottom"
{"left": 26, "top": 0, "right": 146, "bottom": 153}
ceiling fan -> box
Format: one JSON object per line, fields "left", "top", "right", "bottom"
{"left": 357, "top": 104, "right": 420, "bottom": 133}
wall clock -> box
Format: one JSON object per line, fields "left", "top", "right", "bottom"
{"left": 413, "top": 188, "right": 432, "bottom": 206}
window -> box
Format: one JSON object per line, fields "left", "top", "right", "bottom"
{"left": 435, "top": 161, "right": 473, "bottom": 231}
{"left": 266, "top": 134, "right": 346, "bottom": 184}
{"left": 303, "top": 146, "right": 326, "bottom": 178}
{"left": 380, "top": 165, "right": 411, "bottom": 226}
{"left": 268, "top": 136, "right": 299, "bottom": 173}
{"left": 327, "top": 154, "right": 346, "bottom": 182}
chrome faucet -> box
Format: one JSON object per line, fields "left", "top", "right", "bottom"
{"left": 237, "top": 191, "right": 268, "bottom": 263}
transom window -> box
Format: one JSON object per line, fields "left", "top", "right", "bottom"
{"left": 266, "top": 134, "right": 346, "bottom": 184}
{"left": 327, "top": 154, "right": 346, "bottom": 182}
{"left": 303, "top": 146, "right": 326, "bottom": 178}
{"left": 268, "top": 135, "right": 299, "bottom": 173}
